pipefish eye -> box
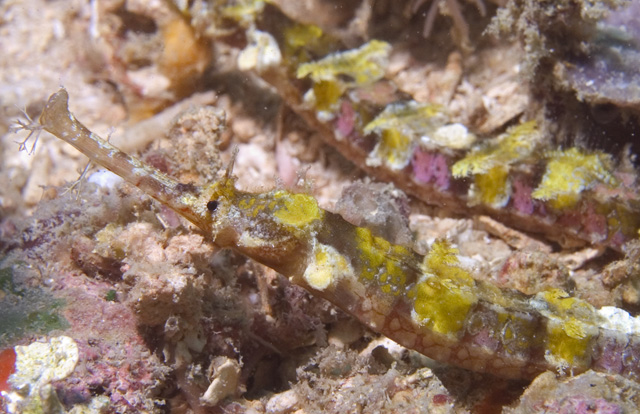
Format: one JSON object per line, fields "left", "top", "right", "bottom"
{"left": 207, "top": 200, "right": 219, "bottom": 212}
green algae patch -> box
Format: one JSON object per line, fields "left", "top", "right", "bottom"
{"left": 369, "top": 129, "right": 413, "bottom": 170}
{"left": 452, "top": 121, "right": 538, "bottom": 177}
{"left": 474, "top": 165, "right": 510, "bottom": 207}
{"left": 532, "top": 147, "right": 617, "bottom": 210}
{"left": 296, "top": 40, "right": 391, "bottom": 86}
{"left": 452, "top": 121, "right": 539, "bottom": 208}
{"left": 282, "top": 22, "right": 335, "bottom": 65}
{"left": 0, "top": 265, "right": 20, "bottom": 295}
{"left": 311, "top": 80, "right": 345, "bottom": 112}
{"left": 364, "top": 101, "right": 446, "bottom": 170}
{"left": 296, "top": 40, "right": 391, "bottom": 113}
{"left": 285, "top": 23, "right": 324, "bottom": 50}
{"left": 221, "top": 0, "right": 266, "bottom": 27}
{"left": 0, "top": 264, "right": 69, "bottom": 349}
{"left": 364, "top": 101, "right": 444, "bottom": 135}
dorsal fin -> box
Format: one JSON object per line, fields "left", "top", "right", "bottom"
{"left": 224, "top": 146, "right": 239, "bottom": 181}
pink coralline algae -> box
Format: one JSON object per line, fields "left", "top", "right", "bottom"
{"left": 56, "top": 338, "right": 166, "bottom": 413}
{"left": 336, "top": 100, "right": 357, "bottom": 139}
{"left": 412, "top": 148, "right": 450, "bottom": 190}
{"left": 557, "top": 203, "right": 609, "bottom": 244}
{"left": 593, "top": 337, "right": 626, "bottom": 375}
{"left": 594, "top": 335, "right": 640, "bottom": 379}
{"left": 542, "top": 396, "right": 621, "bottom": 414}
{"left": 582, "top": 204, "right": 609, "bottom": 243}
{"left": 506, "top": 371, "right": 638, "bottom": 414}
{"left": 511, "top": 179, "right": 534, "bottom": 215}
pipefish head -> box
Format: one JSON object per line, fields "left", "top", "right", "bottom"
{"left": 178, "top": 147, "right": 243, "bottom": 246}
{"left": 197, "top": 174, "right": 242, "bottom": 247}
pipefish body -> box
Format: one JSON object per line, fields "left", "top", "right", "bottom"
{"left": 22, "top": 88, "right": 640, "bottom": 380}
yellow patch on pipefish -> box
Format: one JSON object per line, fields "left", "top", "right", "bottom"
{"left": 354, "top": 227, "right": 410, "bottom": 295}
{"left": 272, "top": 191, "right": 324, "bottom": 228}
{"left": 410, "top": 240, "right": 477, "bottom": 336}
{"left": 303, "top": 242, "right": 353, "bottom": 291}
{"left": 535, "top": 289, "right": 600, "bottom": 367}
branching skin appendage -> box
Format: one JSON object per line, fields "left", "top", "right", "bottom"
{"left": 24, "top": 89, "right": 640, "bottom": 380}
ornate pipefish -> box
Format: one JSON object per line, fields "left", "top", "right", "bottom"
{"left": 22, "top": 89, "right": 640, "bottom": 380}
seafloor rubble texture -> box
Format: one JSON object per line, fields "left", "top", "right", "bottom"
{"left": 1, "top": 0, "right": 640, "bottom": 413}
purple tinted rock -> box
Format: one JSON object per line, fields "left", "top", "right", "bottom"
{"left": 593, "top": 334, "right": 626, "bottom": 375}
{"left": 621, "top": 336, "right": 640, "bottom": 381}
{"left": 560, "top": 0, "right": 640, "bottom": 109}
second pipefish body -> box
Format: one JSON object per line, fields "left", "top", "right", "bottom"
{"left": 30, "top": 88, "right": 640, "bottom": 380}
